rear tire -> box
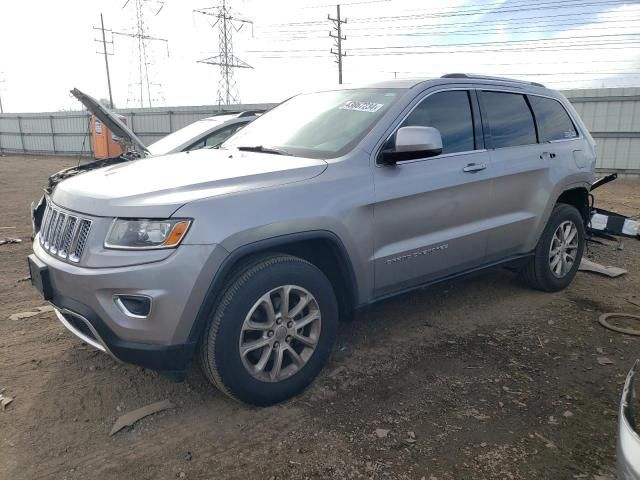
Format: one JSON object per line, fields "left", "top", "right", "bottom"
{"left": 199, "top": 254, "right": 338, "bottom": 406}
{"left": 520, "top": 203, "right": 585, "bottom": 292}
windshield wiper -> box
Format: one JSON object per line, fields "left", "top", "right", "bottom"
{"left": 237, "top": 145, "right": 292, "bottom": 156}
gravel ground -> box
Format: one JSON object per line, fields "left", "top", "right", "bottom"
{"left": 1, "top": 154, "right": 639, "bottom": 480}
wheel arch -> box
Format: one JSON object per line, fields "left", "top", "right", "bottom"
{"left": 187, "top": 231, "right": 359, "bottom": 344}
{"left": 527, "top": 184, "right": 591, "bottom": 253}
{"left": 555, "top": 186, "right": 591, "bottom": 225}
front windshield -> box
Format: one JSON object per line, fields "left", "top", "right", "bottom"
{"left": 223, "top": 88, "right": 403, "bottom": 159}
{"left": 147, "top": 116, "right": 232, "bottom": 156}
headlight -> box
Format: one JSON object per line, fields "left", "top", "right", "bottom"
{"left": 105, "top": 218, "right": 191, "bottom": 249}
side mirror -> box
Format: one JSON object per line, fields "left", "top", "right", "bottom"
{"left": 381, "top": 126, "right": 443, "bottom": 164}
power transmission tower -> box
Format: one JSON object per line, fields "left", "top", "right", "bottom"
{"left": 194, "top": 0, "right": 253, "bottom": 105}
{"left": 119, "top": 0, "right": 169, "bottom": 108}
{"left": 93, "top": 14, "right": 115, "bottom": 108}
{"left": 329, "top": 4, "right": 347, "bottom": 84}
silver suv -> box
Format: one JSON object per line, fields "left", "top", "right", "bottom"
{"left": 28, "top": 74, "right": 596, "bottom": 406}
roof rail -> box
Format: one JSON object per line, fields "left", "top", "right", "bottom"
{"left": 207, "top": 110, "right": 265, "bottom": 117}
{"left": 237, "top": 109, "right": 267, "bottom": 117}
{"left": 441, "top": 73, "right": 545, "bottom": 88}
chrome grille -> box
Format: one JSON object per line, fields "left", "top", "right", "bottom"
{"left": 59, "top": 217, "right": 77, "bottom": 257}
{"left": 39, "top": 201, "right": 92, "bottom": 263}
{"left": 70, "top": 220, "right": 92, "bottom": 262}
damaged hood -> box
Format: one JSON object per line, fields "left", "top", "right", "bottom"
{"left": 51, "top": 148, "right": 327, "bottom": 217}
{"left": 70, "top": 88, "right": 149, "bottom": 155}
{"left": 46, "top": 156, "right": 132, "bottom": 194}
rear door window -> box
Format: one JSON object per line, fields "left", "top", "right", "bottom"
{"left": 481, "top": 91, "right": 537, "bottom": 149}
{"left": 529, "top": 95, "right": 578, "bottom": 142}
{"left": 401, "top": 90, "right": 475, "bottom": 155}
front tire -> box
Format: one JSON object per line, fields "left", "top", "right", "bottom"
{"left": 521, "top": 203, "right": 585, "bottom": 292}
{"left": 199, "top": 254, "right": 339, "bottom": 406}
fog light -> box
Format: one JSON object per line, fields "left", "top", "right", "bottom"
{"left": 114, "top": 295, "right": 152, "bottom": 317}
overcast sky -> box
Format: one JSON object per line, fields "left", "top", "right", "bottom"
{"left": 0, "top": 0, "right": 639, "bottom": 112}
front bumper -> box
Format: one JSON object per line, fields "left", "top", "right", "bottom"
{"left": 51, "top": 305, "right": 197, "bottom": 374}
{"left": 31, "top": 239, "right": 229, "bottom": 373}
{"left": 618, "top": 360, "right": 640, "bottom": 480}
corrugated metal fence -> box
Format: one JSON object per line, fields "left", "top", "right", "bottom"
{"left": 563, "top": 87, "right": 640, "bottom": 175}
{"left": 0, "top": 89, "right": 639, "bottom": 174}
{"left": 0, "top": 103, "right": 276, "bottom": 156}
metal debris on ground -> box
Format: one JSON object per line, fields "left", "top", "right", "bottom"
{"left": 533, "top": 432, "right": 557, "bottom": 449}
{"left": 589, "top": 208, "right": 639, "bottom": 240}
{"left": 0, "top": 394, "right": 14, "bottom": 411}
{"left": 8, "top": 305, "right": 55, "bottom": 321}
{"left": 328, "top": 366, "right": 347, "bottom": 378}
{"left": 578, "top": 258, "right": 627, "bottom": 278}
{"left": 0, "top": 238, "right": 22, "bottom": 246}
{"left": 620, "top": 295, "right": 640, "bottom": 309}
{"left": 597, "top": 356, "right": 615, "bottom": 366}
{"left": 588, "top": 174, "right": 639, "bottom": 243}
{"left": 109, "top": 399, "right": 175, "bottom": 436}
{"left": 598, "top": 313, "right": 640, "bottom": 337}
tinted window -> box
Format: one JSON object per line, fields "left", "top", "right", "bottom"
{"left": 401, "top": 91, "right": 475, "bottom": 154}
{"left": 204, "top": 124, "right": 245, "bottom": 147}
{"left": 224, "top": 88, "right": 402, "bottom": 159}
{"left": 482, "top": 92, "right": 536, "bottom": 148}
{"left": 529, "top": 95, "right": 578, "bottom": 142}
{"left": 185, "top": 124, "right": 246, "bottom": 151}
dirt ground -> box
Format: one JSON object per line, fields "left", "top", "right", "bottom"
{"left": 1, "top": 154, "right": 639, "bottom": 480}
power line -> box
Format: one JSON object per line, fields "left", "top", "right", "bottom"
{"left": 361, "top": 0, "right": 629, "bottom": 18}
{"left": 348, "top": 41, "right": 640, "bottom": 56}
{"left": 350, "top": 0, "right": 632, "bottom": 24}
{"left": 376, "top": 59, "right": 640, "bottom": 72}
{"left": 347, "top": 32, "right": 640, "bottom": 51}
{"left": 303, "top": 0, "right": 389, "bottom": 8}
{"left": 258, "top": 0, "right": 628, "bottom": 29}
{"left": 256, "top": 9, "right": 640, "bottom": 36}
{"left": 246, "top": 39, "right": 640, "bottom": 58}
{"left": 346, "top": 18, "right": 640, "bottom": 39}
{"left": 346, "top": 9, "right": 640, "bottom": 32}
{"left": 246, "top": 33, "right": 640, "bottom": 53}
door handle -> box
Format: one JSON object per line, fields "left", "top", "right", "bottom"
{"left": 463, "top": 162, "right": 487, "bottom": 173}
{"left": 540, "top": 152, "right": 556, "bottom": 159}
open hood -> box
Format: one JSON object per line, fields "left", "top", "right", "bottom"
{"left": 70, "top": 88, "right": 149, "bottom": 155}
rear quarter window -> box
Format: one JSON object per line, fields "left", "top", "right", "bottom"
{"left": 529, "top": 95, "right": 578, "bottom": 142}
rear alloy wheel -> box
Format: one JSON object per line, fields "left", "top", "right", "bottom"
{"left": 521, "top": 203, "right": 585, "bottom": 292}
{"left": 548, "top": 220, "right": 580, "bottom": 278}
{"left": 200, "top": 255, "right": 338, "bottom": 406}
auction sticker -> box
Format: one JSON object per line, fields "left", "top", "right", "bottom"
{"left": 340, "top": 100, "right": 384, "bottom": 113}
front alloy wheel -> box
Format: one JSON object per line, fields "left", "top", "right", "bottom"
{"left": 239, "top": 285, "right": 321, "bottom": 382}
{"left": 199, "top": 255, "right": 339, "bottom": 406}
